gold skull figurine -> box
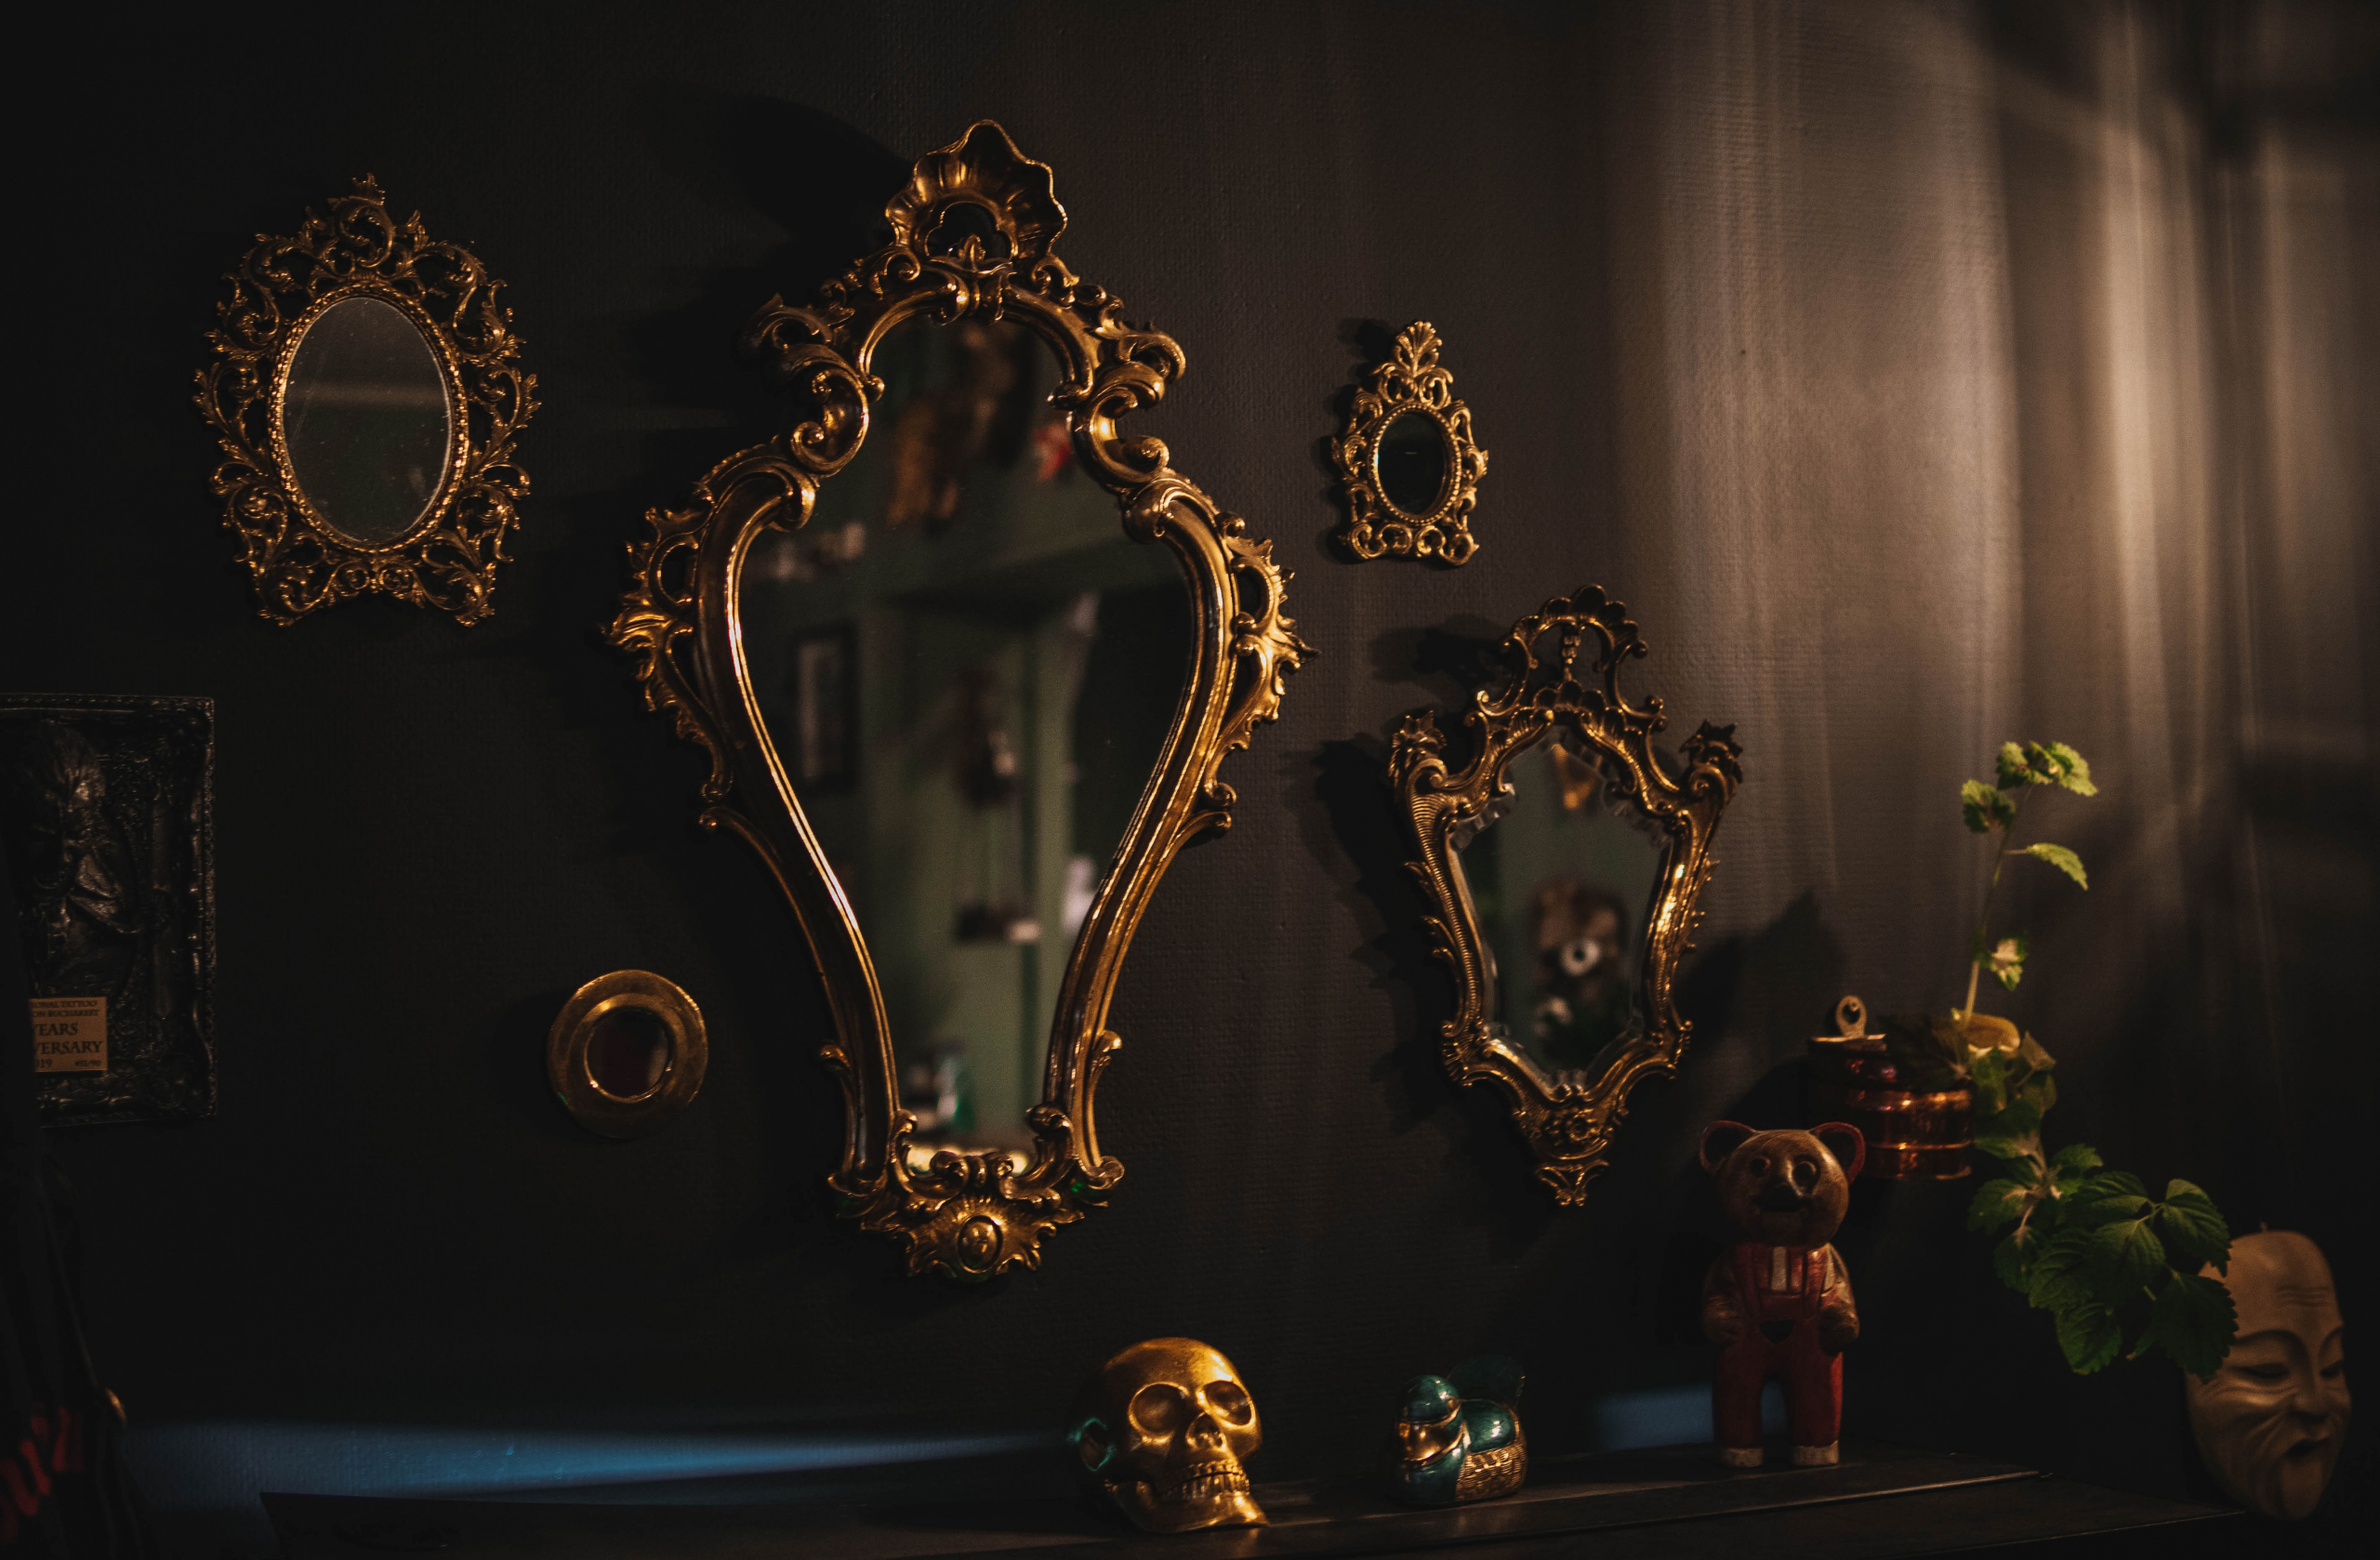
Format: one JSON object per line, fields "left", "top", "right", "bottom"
{"left": 1066, "top": 1338, "right": 1267, "bottom": 1532}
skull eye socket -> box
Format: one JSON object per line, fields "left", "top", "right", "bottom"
{"left": 1128, "top": 1382, "right": 1191, "bottom": 1436}
{"left": 1074, "top": 1418, "right": 1112, "bottom": 1471}
{"left": 1203, "top": 1379, "right": 1254, "bottom": 1426}
{"left": 1748, "top": 1155, "right": 1770, "bottom": 1176}
{"left": 1792, "top": 1157, "right": 1818, "bottom": 1191}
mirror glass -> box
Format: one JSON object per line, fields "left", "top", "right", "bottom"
{"left": 587, "top": 1006, "right": 672, "bottom": 1100}
{"left": 741, "top": 319, "right": 1187, "bottom": 1155}
{"left": 282, "top": 296, "right": 452, "bottom": 545}
{"left": 1455, "top": 734, "right": 1669, "bottom": 1080}
{"left": 1375, "top": 409, "right": 1450, "bottom": 516}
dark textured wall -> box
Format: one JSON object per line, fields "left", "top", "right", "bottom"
{"left": 16, "top": 1, "right": 2375, "bottom": 1550}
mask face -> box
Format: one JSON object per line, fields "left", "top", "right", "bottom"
{"left": 2184, "top": 1231, "right": 2349, "bottom": 1521}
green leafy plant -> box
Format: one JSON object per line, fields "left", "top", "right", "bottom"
{"left": 1957, "top": 740, "right": 2096, "bottom": 1021}
{"left": 1964, "top": 1039, "right": 2235, "bottom": 1375}
{"left": 1951, "top": 741, "right": 2236, "bottom": 1377}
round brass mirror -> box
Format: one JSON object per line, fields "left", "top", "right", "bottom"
{"left": 280, "top": 296, "right": 455, "bottom": 546}
{"left": 547, "top": 971, "right": 707, "bottom": 1139}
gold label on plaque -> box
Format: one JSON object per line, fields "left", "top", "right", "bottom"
{"left": 32, "top": 997, "right": 107, "bottom": 1073}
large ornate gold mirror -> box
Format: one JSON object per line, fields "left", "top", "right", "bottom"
{"left": 609, "top": 124, "right": 1308, "bottom": 1280}
{"left": 195, "top": 178, "right": 536, "bottom": 626}
{"left": 1387, "top": 587, "right": 1740, "bottom": 1201}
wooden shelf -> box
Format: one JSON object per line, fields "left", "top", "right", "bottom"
{"left": 264, "top": 1441, "right": 2240, "bottom": 1559}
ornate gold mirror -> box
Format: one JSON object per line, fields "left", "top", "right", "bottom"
{"left": 1329, "top": 323, "right": 1487, "bottom": 563}
{"left": 608, "top": 124, "right": 1308, "bottom": 1280}
{"left": 195, "top": 178, "right": 536, "bottom": 625}
{"left": 1387, "top": 586, "right": 1740, "bottom": 1201}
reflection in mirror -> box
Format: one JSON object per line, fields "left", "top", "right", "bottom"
{"left": 740, "top": 320, "right": 1186, "bottom": 1157}
{"left": 1375, "top": 409, "right": 1450, "bottom": 517}
{"left": 587, "top": 1006, "right": 672, "bottom": 1100}
{"left": 1459, "top": 736, "right": 1668, "bottom": 1082}
{"left": 282, "top": 296, "right": 452, "bottom": 545}
{"left": 1387, "top": 584, "right": 1740, "bottom": 1202}
{"left": 547, "top": 970, "right": 708, "bottom": 1139}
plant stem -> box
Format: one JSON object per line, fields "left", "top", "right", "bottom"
{"left": 1961, "top": 785, "right": 2031, "bottom": 1020}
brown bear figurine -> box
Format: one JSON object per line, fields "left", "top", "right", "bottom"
{"left": 1699, "top": 1120, "right": 1865, "bottom": 1469}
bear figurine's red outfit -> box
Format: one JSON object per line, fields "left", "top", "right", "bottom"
{"left": 1711, "top": 1241, "right": 1844, "bottom": 1453}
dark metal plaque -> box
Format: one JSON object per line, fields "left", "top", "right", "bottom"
{"left": 1, "top": 694, "right": 215, "bottom": 1124}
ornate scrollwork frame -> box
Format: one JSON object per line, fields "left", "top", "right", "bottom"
{"left": 194, "top": 177, "right": 536, "bottom": 626}
{"left": 1387, "top": 586, "right": 1742, "bottom": 1202}
{"left": 1329, "top": 322, "right": 1488, "bottom": 564}
{"left": 605, "top": 124, "right": 1310, "bottom": 1280}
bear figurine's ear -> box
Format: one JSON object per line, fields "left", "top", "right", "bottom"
{"left": 1812, "top": 1121, "right": 1866, "bottom": 1181}
{"left": 1699, "top": 1120, "right": 1756, "bottom": 1175}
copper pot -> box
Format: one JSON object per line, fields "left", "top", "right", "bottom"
{"left": 1805, "top": 997, "right": 1971, "bottom": 1181}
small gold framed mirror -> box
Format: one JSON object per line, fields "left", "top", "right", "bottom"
{"left": 1387, "top": 586, "right": 1741, "bottom": 1201}
{"left": 194, "top": 178, "right": 536, "bottom": 625}
{"left": 548, "top": 971, "right": 708, "bottom": 1139}
{"left": 1329, "top": 322, "right": 1487, "bottom": 563}
{"left": 608, "top": 124, "right": 1307, "bottom": 1279}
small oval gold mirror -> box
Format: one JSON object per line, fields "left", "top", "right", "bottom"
{"left": 281, "top": 296, "right": 455, "bottom": 546}
{"left": 547, "top": 971, "right": 707, "bottom": 1139}
{"left": 196, "top": 177, "right": 536, "bottom": 626}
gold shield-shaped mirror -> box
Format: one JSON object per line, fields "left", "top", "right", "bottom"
{"left": 1329, "top": 323, "right": 1486, "bottom": 564}
{"left": 608, "top": 124, "right": 1308, "bottom": 1280}
{"left": 194, "top": 178, "right": 536, "bottom": 626}
{"left": 1388, "top": 586, "right": 1740, "bottom": 1201}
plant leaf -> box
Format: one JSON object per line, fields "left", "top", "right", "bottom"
{"left": 2067, "top": 1170, "right": 2149, "bottom": 1226}
{"left": 2151, "top": 1181, "right": 2232, "bottom": 1272}
{"left": 2056, "top": 1302, "right": 2124, "bottom": 1373}
{"left": 1996, "top": 742, "right": 2032, "bottom": 787}
{"left": 1963, "top": 780, "right": 2015, "bottom": 834}
{"left": 2146, "top": 1273, "right": 2238, "bottom": 1380}
{"left": 1983, "top": 934, "right": 2028, "bottom": 991}
{"left": 2028, "top": 1227, "right": 2098, "bottom": 1313}
{"left": 1968, "top": 1178, "right": 2031, "bottom": 1232}
{"left": 1994, "top": 1224, "right": 2044, "bottom": 1293}
{"left": 1984, "top": 1099, "right": 2042, "bottom": 1142}
{"left": 2018, "top": 1070, "right": 2058, "bottom": 1117}
{"left": 2044, "top": 1144, "right": 2100, "bottom": 1198}
{"left": 2025, "top": 842, "right": 2089, "bottom": 890}
{"left": 2082, "top": 1216, "right": 2168, "bottom": 1302}
{"left": 2016, "top": 1030, "right": 2058, "bottom": 1074}
{"left": 2044, "top": 743, "right": 2097, "bottom": 796}
{"left": 1968, "top": 1048, "right": 2010, "bottom": 1114}
{"left": 2047, "top": 1144, "right": 2102, "bottom": 1172}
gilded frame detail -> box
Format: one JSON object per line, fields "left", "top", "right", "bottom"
{"left": 606, "top": 124, "right": 1310, "bottom": 1280}
{"left": 194, "top": 177, "right": 537, "bottom": 626}
{"left": 1387, "top": 586, "right": 1741, "bottom": 1202}
{"left": 1329, "top": 322, "right": 1488, "bottom": 564}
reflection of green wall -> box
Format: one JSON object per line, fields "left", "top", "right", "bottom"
{"left": 1073, "top": 586, "right": 1189, "bottom": 869}
{"left": 1463, "top": 742, "right": 1667, "bottom": 1067}
{"left": 740, "top": 322, "right": 1182, "bottom": 1147}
